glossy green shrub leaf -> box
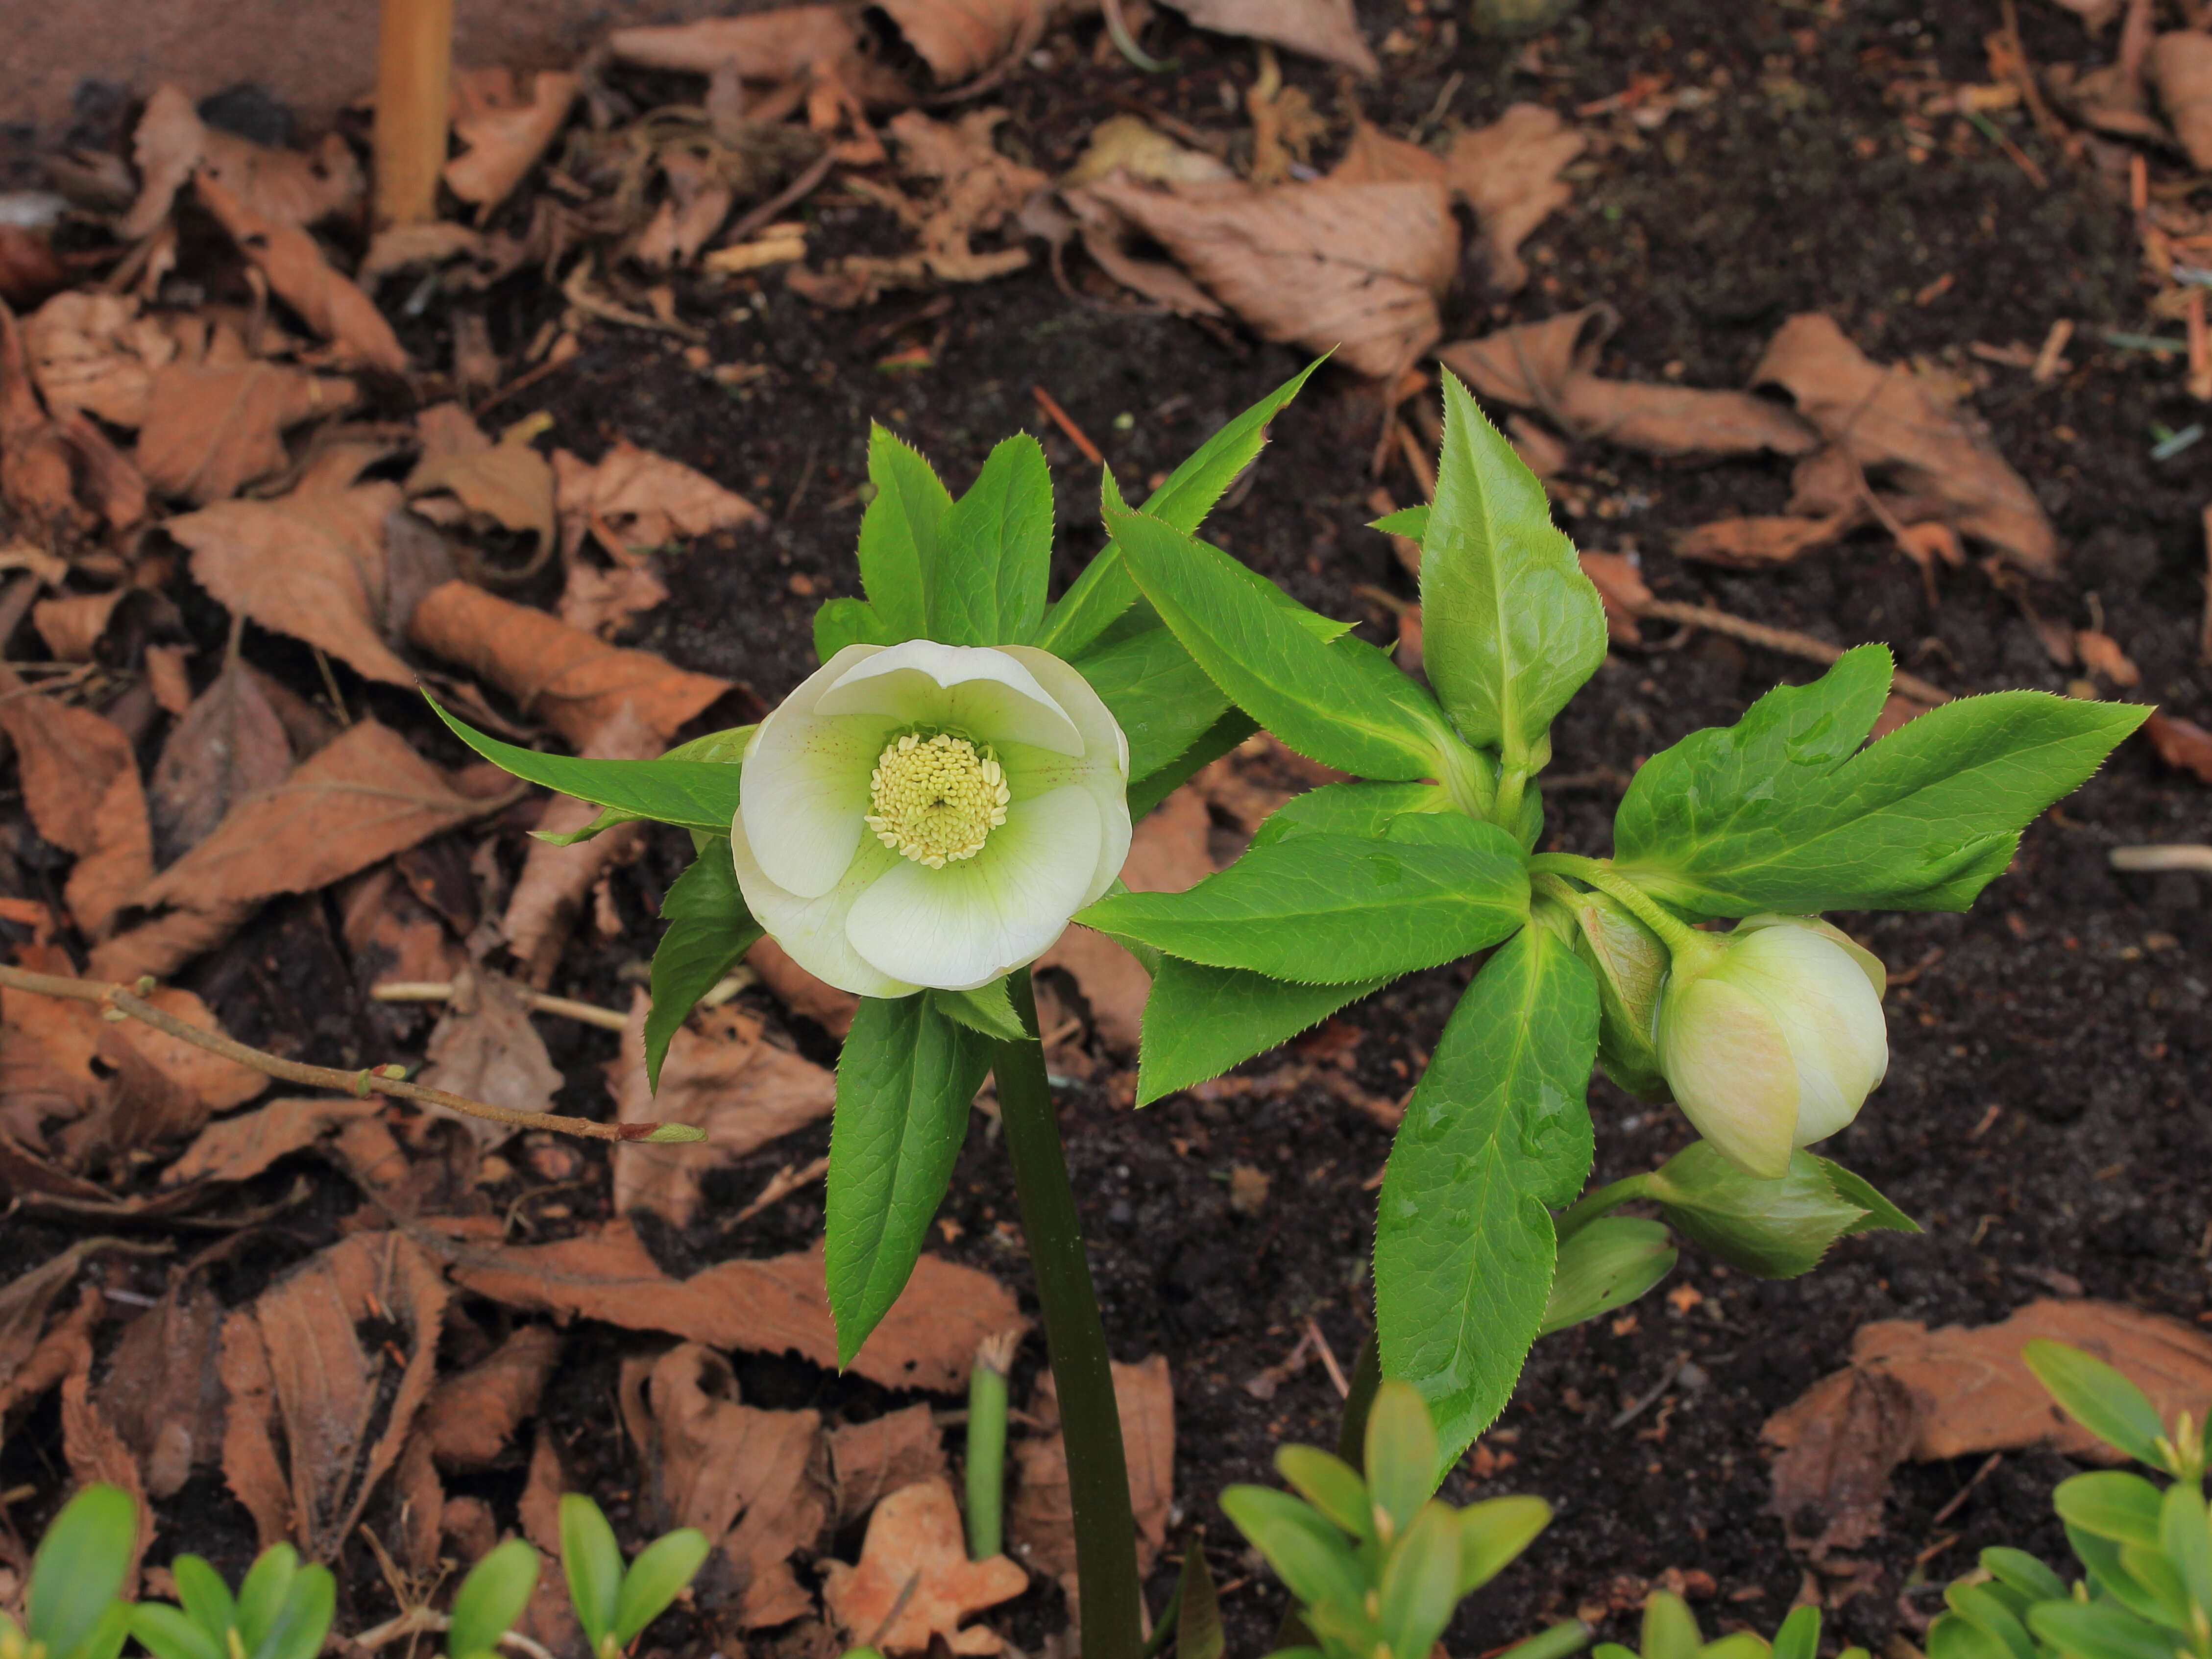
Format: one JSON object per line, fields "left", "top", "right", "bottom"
{"left": 2028, "top": 1600, "right": 2175, "bottom": 1659}
{"left": 532, "top": 723, "right": 753, "bottom": 847}
{"left": 2022, "top": 1341, "right": 2171, "bottom": 1471}
{"left": 560, "top": 1494, "right": 625, "bottom": 1647}
{"left": 170, "top": 1556, "right": 234, "bottom": 1635}
{"left": 2055, "top": 1470, "right": 2164, "bottom": 1547}
{"left": 129, "top": 1607, "right": 222, "bottom": 1659}
{"left": 28, "top": 1485, "right": 137, "bottom": 1659}
{"left": 1371, "top": 505, "right": 1430, "bottom": 544}
{"left": 1611, "top": 648, "right": 2150, "bottom": 916}
{"left": 1926, "top": 1614, "right": 2010, "bottom": 1659}
{"left": 932, "top": 435, "right": 1052, "bottom": 645}
{"left": 2159, "top": 1480, "right": 2212, "bottom": 1619}
{"left": 1365, "top": 1379, "right": 1441, "bottom": 1537}
{"left": 1082, "top": 816, "right": 1528, "bottom": 985}
{"left": 1380, "top": 1504, "right": 1463, "bottom": 1659}
{"left": 1566, "top": 887, "right": 1671, "bottom": 1101}
{"left": 1420, "top": 373, "right": 1604, "bottom": 768}
{"left": 1979, "top": 1547, "right": 2066, "bottom": 1604}
{"left": 929, "top": 980, "right": 1028, "bottom": 1042}
{"left": 1071, "top": 623, "right": 1231, "bottom": 784}
{"left": 825, "top": 994, "right": 991, "bottom": 1368}
{"left": 1455, "top": 1496, "right": 1551, "bottom": 1596}
{"left": 859, "top": 424, "right": 950, "bottom": 640}
{"left": 646, "top": 837, "right": 762, "bottom": 1091}
{"left": 447, "top": 1539, "right": 541, "bottom": 1659}
{"left": 1376, "top": 927, "right": 1597, "bottom": 1469}
{"left": 1273, "top": 1446, "right": 1371, "bottom": 1539}
{"left": 613, "top": 1529, "right": 712, "bottom": 1645}
{"left": 1540, "top": 1216, "right": 1674, "bottom": 1335}
{"left": 1039, "top": 359, "right": 1324, "bottom": 658}
{"left": 1943, "top": 1583, "right": 2034, "bottom": 1659}
{"left": 1245, "top": 781, "right": 1455, "bottom": 851}
{"left": 2067, "top": 1526, "right": 2172, "bottom": 1627}
{"left": 1134, "top": 959, "right": 1388, "bottom": 1105}
{"left": 1171, "top": 1536, "right": 1225, "bottom": 1659}
{"left": 1820, "top": 1161, "right": 1919, "bottom": 1236}
{"left": 1639, "top": 1592, "right": 1704, "bottom": 1659}
{"left": 1769, "top": 1605, "right": 1823, "bottom": 1659}
{"left": 234, "top": 1547, "right": 297, "bottom": 1659}
{"left": 2116, "top": 1541, "right": 2190, "bottom": 1627}
{"left": 428, "top": 698, "right": 744, "bottom": 834}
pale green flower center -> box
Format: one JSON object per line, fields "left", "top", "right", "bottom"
{"left": 865, "top": 732, "right": 1010, "bottom": 868}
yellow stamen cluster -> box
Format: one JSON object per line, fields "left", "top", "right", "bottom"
{"left": 865, "top": 732, "right": 1010, "bottom": 868}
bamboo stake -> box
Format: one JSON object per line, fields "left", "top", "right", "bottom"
{"left": 373, "top": 0, "right": 454, "bottom": 227}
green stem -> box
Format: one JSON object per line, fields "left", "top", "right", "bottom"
{"left": 1336, "top": 1329, "right": 1383, "bottom": 1467}
{"left": 1528, "top": 854, "right": 1714, "bottom": 966}
{"left": 965, "top": 1334, "right": 1012, "bottom": 1560}
{"left": 1553, "top": 1173, "right": 1652, "bottom": 1244}
{"left": 993, "top": 973, "right": 1143, "bottom": 1659}
{"left": 1492, "top": 765, "right": 1529, "bottom": 834}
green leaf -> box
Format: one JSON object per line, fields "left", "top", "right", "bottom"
{"left": 1376, "top": 927, "right": 1598, "bottom": 1468}
{"left": 1641, "top": 1593, "right": 1704, "bottom": 1659}
{"left": 27, "top": 1484, "right": 136, "bottom": 1659}
{"left": 1564, "top": 887, "right": 1671, "bottom": 1101}
{"left": 560, "top": 1495, "right": 625, "bottom": 1646}
{"left": 1218, "top": 1486, "right": 1367, "bottom": 1613}
{"left": 129, "top": 1608, "right": 224, "bottom": 1659}
{"left": 1944, "top": 1584, "right": 2035, "bottom": 1659}
{"left": 613, "top": 1530, "right": 712, "bottom": 1646}
{"left": 1819, "top": 1161, "right": 1920, "bottom": 1235}
{"left": 171, "top": 1557, "right": 235, "bottom": 1638}
{"left": 2022, "top": 1342, "right": 2171, "bottom": 1470}
{"left": 447, "top": 1539, "right": 541, "bottom": 1659}
{"left": 255, "top": 1569, "right": 334, "bottom": 1659}
{"left": 1646, "top": 1143, "right": 1870, "bottom": 1279}
{"left": 1455, "top": 1496, "right": 1550, "bottom": 1596}
{"left": 235, "top": 1548, "right": 297, "bottom": 1659}
{"left": 1135, "top": 958, "right": 1389, "bottom": 1104}
{"left": 825, "top": 995, "right": 992, "bottom": 1368}
{"left": 1927, "top": 1614, "right": 2012, "bottom": 1659}
{"left": 1172, "top": 1537, "right": 1225, "bottom": 1659}
{"left": 1037, "top": 359, "right": 1325, "bottom": 658}
{"left": 1769, "top": 1609, "right": 1823, "bottom": 1659}
{"left": 931, "top": 434, "right": 1052, "bottom": 645}
{"left": 1979, "top": 1547, "right": 2066, "bottom": 1605}
{"left": 1126, "top": 710, "right": 1258, "bottom": 822}
{"left": 2055, "top": 1471, "right": 2165, "bottom": 1547}
{"left": 815, "top": 595, "right": 897, "bottom": 663}
{"left": 533, "top": 722, "right": 752, "bottom": 846}
{"left": 2159, "top": 1480, "right": 2212, "bottom": 1619}
{"left": 1539, "top": 1216, "right": 1675, "bottom": 1334}
{"left": 1106, "top": 503, "right": 1457, "bottom": 783}
{"left": 860, "top": 424, "right": 951, "bottom": 639}
{"left": 1365, "top": 1379, "right": 1441, "bottom": 1537}
{"left": 1610, "top": 649, "right": 2152, "bottom": 915}
{"left": 1072, "top": 624, "right": 1232, "bottom": 784}
{"left": 1081, "top": 815, "right": 1529, "bottom": 984}
{"left": 1273, "top": 1446, "right": 1371, "bottom": 1539}
{"left": 1247, "top": 781, "right": 1455, "bottom": 851}
{"left": 1379, "top": 1504, "right": 1462, "bottom": 1659}
{"left": 930, "top": 981, "right": 1029, "bottom": 1042}
{"left": 1371, "top": 505, "right": 1430, "bottom": 543}
{"left": 2067, "top": 1527, "right": 2169, "bottom": 1627}
{"left": 646, "top": 838, "right": 762, "bottom": 1091}
{"left": 2027, "top": 1600, "right": 2176, "bottom": 1659}
{"left": 75, "top": 1606, "right": 131, "bottom": 1659}
{"left": 2117, "top": 1543, "right": 2191, "bottom": 1627}
{"left": 427, "top": 697, "right": 744, "bottom": 834}
{"left": 1421, "top": 374, "right": 1605, "bottom": 768}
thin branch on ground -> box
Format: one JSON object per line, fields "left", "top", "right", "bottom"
{"left": 370, "top": 979, "right": 630, "bottom": 1031}
{"left": 1632, "top": 596, "right": 1954, "bottom": 707}
{"left": 0, "top": 963, "right": 701, "bottom": 1145}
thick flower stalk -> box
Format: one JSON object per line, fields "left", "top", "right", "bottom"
{"left": 731, "top": 638, "right": 1131, "bottom": 995}
{"left": 1654, "top": 914, "right": 1889, "bottom": 1179}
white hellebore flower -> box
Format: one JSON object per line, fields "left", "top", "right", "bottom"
{"left": 1654, "top": 914, "right": 1888, "bottom": 1180}
{"left": 731, "top": 640, "right": 1131, "bottom": 997}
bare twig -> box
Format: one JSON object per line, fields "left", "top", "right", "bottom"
{"left": 726, "top": 1153, "right": 830, "bottom": 1227}
{"left": 1633, "top": 597, "right": 1953, "bottom": 707}
{"left": 2110, "top": 845, "right": 2212, "bottom": 874}
{"left": 0, "top": 963, "right": 702, "bottom": 1145}
{"left": 354, "top": 1609, "right": 556, "bottom": 1659}
{"left": 1033, "top": 385, "right": 1104, "bottom": 465}
{"left": 1302, "top": 1317, "right": 1350, "bottom": 1399}
{"left": 370, "top": 980, "right": 630, "bottom": 1031}
{"left": 727, "top": 148, "right": 838, "bottom": 246}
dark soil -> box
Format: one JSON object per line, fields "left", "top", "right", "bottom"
{"left": 6, "top": 0, "right": 2211, "bottom": 1654}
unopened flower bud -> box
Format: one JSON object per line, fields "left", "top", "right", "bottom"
{"left": 1541, "top": 1216, "right": 1676, "bottom": 1335}
{"left": 1566, "top": 888, "right": 1672, "bottom": 1101}
{"left": 1654, "top": 914, "right": 1887, "bottom": 1179}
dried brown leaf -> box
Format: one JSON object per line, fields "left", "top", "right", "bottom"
{"left": 1039, "top": 784, "right": 1213, "bottom": 1052}
{"left": 502, "top": 707, "right": 659, "bottom": 986}
{"left": 624, "top": 1342, "right": 830, "bottom": 1628}
{"left": 1444, "top": 104, "right": 1586, "bottom": 294}
{"left": 823, "top": 1478, "right": 1028, "bottom": 1654}
{"left": 150, "top": 655, "right": 293, "bottom": 866}
{"left": 0, "top": 680, "right": 153, "bottom": 937}
{"left": 415, "top": 968, "right": 564, "bottom": 1151}
{"left": 418, "top": 1324, "right": 563, "bottom": 1470}
{"left": 97, "top": 1273, "right": 225, "bottom": 1499}
{"left": 1330, "top": 118, "right": 1445, "bottom": 186}
{"left": 1008, "top": 1355, "right": 1174, "bottom": 1584}
{"left": 22, "top": 291, "right": 170, "bottom": 428}
{"left": 2145, "top": 711, "right": 2212, "bottom": 783}
{"left": 552, "top": 437, "right": 760, "bottom": 553}
{"left": 104, "top": 986, "right": 267, "bottom": 1120}
{"left": 2153, "top": 32, "right": 2212, "bottom": 169}
{"left": 163, "top": 1097, "right": 379, "bottom": 1186}
{"left": 2075, "top": 629, "right": 2142, "bottom": 688}
{"left": 608, "top": 997, "right": 838, "bottom": 1227}
{"left": 1159, "top": 0, "right": 1379, "bottom": 74}
{"left": 31, "top": 590, "right": 127, "bottom": 663}
{"left": 1761, "top": 1366, "right": 1918, "bottom": 1556}
{"left": 609, "top": 6, "right": 863, "bottom": 78}
{"left": 827, "top": 1403, "right": 947, "bottom": 1526}
{"left": 877, "top": 0, "right": 1090, "bottom": 85}
{"left": 136, "top": 361, "right": 359, "bottom": 506}
{"left": 217, "top": 1232, "right": 449, "bottom": 1558}
{"left": 61, "top": 1329, "right": 155, "bottom": 1591}
{"left": 445, "top": 71, "right": 582, "bottom": 210}
{"left": 1438, "top": 307, "right": 1820, "bottom": 460}
{"left": 1752, "top": 313, "right": 2058, "bottom": 575}
{"left": 559, "top": 558, "right": 669, "bottom": 639}
{"left": 121, "top": 86, "right": 363, "bottom": 241}
{"left": 136, "top": 718, "right": 482, "bottom": 913}
{"left": 1674, "top": 514, "right": 1851, "bottom": 567}
{"left": 2, "top": 300, "right": 145, "bottom": 533}
{"left": 194, "top": 174, "right": 406, "bottom": 373}
{"left": 745, "top": 935, "right": 861, "bottom": 1038}
{"left": 0, "top": 1242, "right": 98, "bottom": 1398}
{"left": 1083, "top": 175, "right": 1454, "bottom": 382}
{"left": 448, "top": 1220, "right": 1020, "bottom": 1392}
{"left": 411, "top": 424, "right": 557, "bottom": 557}
{"left": 408, "top": 579, "right": 731, "bottom": 747}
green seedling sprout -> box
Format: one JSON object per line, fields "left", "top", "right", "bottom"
{"left": 1597, "top": 1597, "right": 1866, "bottom": 1659}
{"left": 445, "top": 1540, "right": 541, "bottom": 1659}
{"left": 559, "top": 1494, "right": 710, "bottom": 1659}
{"left": 966, "top": 1331, "right": 1017, "bottom": 1561}
{"left": 131, "top": 1544, "right": 336, "bottom": 1659}
{"left": 3, "top": 1486, "right": 136, "bottom": 1659}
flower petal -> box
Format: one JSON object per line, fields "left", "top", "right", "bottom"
{"left": 816, "top": 639, "right": 1084, "bottom": 756}
{"left": 730, "top": 810, "right": 916, "bottom": 998}
{"left": 844, "top": 784, "right": 1103, "bottom": 991}
{"left": 738, "top": 644, "right": 893, "bottom": 899}
{"left": 1659, "top": 976, "right": 1799, "bottom": 1179}
{"left": 999, "top": 645, "right": 1132, "bottom": 904}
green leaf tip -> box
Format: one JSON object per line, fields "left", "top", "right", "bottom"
{"left": 640, "top": 1123, "right": 710, "bottom": 1144}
